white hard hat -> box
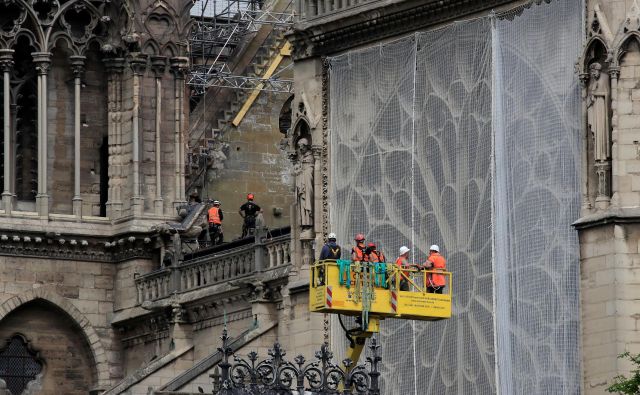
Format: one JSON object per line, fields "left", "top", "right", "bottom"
{"left": 328, "top": 232, "right": 337, "bottom": 240}
{"left": 430, "top": 245, "right": 440, "bottom": 252}
{"left": 399, "top": 246, "right": 410, "bottom": 255}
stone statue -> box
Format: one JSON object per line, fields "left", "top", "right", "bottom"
{"left": 587, "top": 62, "right": 611, "bottom": 162}
{"left": 295, "top": 137, "right": 314, "bottom": 230}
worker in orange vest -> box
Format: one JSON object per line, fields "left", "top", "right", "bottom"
{"left": 207, "top": 200, "right": 224, "bottom": 245}
{"left": 351, "top": 234, "right": 368, "bottom": 262}
{"left": 366, "top": 242, "right": 386, "bottom": 263}
{"left": 395, "top": 246, "right": 411, "bottom": 291}
{"left": 424, "top": 244, "right": 446, "bottom": 294}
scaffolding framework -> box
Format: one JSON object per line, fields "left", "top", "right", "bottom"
{"left": 189, "top": 0, "right": 294, "bottom": 95}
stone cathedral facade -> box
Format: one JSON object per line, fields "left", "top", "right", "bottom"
{"left": 0, "top": 0, "right": 640, "bottom": 395}
{"left": 0, "top": 1, "right": 306, "bottom": 395}
{"left": 0, "top": 0, "right": 195, "bottom": 394}
{"left": 288, "top": 0, "right": 640, "bottom": 394}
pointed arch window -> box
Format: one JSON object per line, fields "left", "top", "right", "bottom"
{"left": 0, "top": 334, "right": 43, "bottom": 395}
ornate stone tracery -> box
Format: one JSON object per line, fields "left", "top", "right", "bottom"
{"left": 0, "top": 0, "right": 193, "bottom": 220}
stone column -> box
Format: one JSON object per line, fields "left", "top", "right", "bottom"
{"left": 170, "top": 57, "right": 188, "bottom": 208}
{"left": 595, "top": 66, "right": 616, "bottom": 210}
{"left": 33, "top": 52, "right": 51, "bottom": 217}
{"left": 129, "top": 54, "right": 148, "bottom": 217}
{"left": 608, "top": 66, "right": 619, "bottom": 208}
{"left": 579, "top": 72, "right": 591, "bottom": 211}
{"left": 70, "top": 55, "right": 86, "bottom": 218}
{"left": 169, "top": 302, "right": 193, "bottom": 351}
{"left": 312, "top": 144, "right": 322, "bottom": 258}
{"left": 0, "top": 50, "right": 14, "bottom": 214}
{"left": 151, "top": 56, "right": 167, "bottom": 215}
{"left": 104, "top": 58, "right": 125, "bottom": 218}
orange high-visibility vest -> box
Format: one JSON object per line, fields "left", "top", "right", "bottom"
{"left": 208, "top": 207, "right": 222, "bottom": 225}
{"left": 428, "top": 253, "right": 446, "bottom": 287}
{"left": 352, "top": 245, "right": 368, "bottom": 262}
{"left": 369, "top": 251, "right": 385, "bottom": 263}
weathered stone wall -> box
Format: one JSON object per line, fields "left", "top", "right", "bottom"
{"left": 579, "top": 1, "right": 640, "bottom": 393}
{"left": 0, "top": 254, "right": 157, "bottom": 389}
{"left": 140, "top": 71, "right": 179, "bottom": 213}
{"left": 205, "top": 90, "right": 294, "bottom": 240}
{"left": 613, "top": 40, "right": 640, "bottom": 208}
{"left": 48, "top": 51, "right": 74, "bottom": 215}
{"left": 579, "top": 223, "right": 640, "bottom": 394}
{"left": 114, "top": 258, "right": 155, "bottom": 312}
{"left": 0, "top": 300, "right": 96, "bottom": 395}
{"left": 47, "top": 49, "right": 108, "bottom": 217}
{"left": 81, "top": 50, "right": 109, "bottom": 217}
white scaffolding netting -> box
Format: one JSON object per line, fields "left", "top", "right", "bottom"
{"left": 328, "top": 1, "right": 582, "bottom": 394}
{"left": 330, "top": 19, "right": 494, "bottom": 394}
{"left": 492, "top": 0, "right": 583, "bottom": 393}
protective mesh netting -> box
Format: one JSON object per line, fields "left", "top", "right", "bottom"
{"left": 492, "top": 0, "right": 582, "bottom": 393}
{"left": 328, "top": 1, "right": 582, "bottom": 394}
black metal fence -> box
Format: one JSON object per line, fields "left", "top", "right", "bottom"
{"left": 211, "top": 329, "right": 382, "bottom": 395}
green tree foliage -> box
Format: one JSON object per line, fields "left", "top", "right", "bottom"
{"left": 607, "top": 352, "right": 640, "bottom": 394}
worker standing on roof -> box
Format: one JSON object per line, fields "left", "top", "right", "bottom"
{"left": 366, "top": 242, "right": 386, "bottom": 263}
{"left": 351, "top": 234, "right": 368, "bottom": 262}
{"left": 207, "top": 200, "right": 224, "bottom": 245}
{"left": 395, "top": 246, "right": 411, "bottom": 291}
{"left": 424, "top": 245, "right": 446, "bottom": 294}
{"left": 320, "top": 233, "right": 342, "bottom": 261}
{"left": 239, "top": 193, "right": 261, "bottom": 238}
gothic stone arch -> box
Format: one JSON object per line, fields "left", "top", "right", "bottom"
{"left": 0, "top": 285, "right": 110, "bottom": 388}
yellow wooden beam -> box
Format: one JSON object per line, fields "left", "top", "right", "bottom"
{"left": 231, "top": 41, "right": 292, "bottom": 127}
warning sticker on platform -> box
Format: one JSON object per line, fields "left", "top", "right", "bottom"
{"left": 398, "top": 294, "right": 450, "bottom": 315}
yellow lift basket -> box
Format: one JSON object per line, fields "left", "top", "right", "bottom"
{"left": 309, "top": 260, "right": 452, "bottom": 322}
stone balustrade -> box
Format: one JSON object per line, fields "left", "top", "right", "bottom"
{"left": 296, "top": 0, "right": 384, "bottom": 22}
{"left": 136, "top": 268, "right": 172, "bottom": 303}
{"left": 265, "top": 237, "right": 291, "bottom": 269}
{"left": 180, "top": 248, "right": 255, "bottom": 290}
{"left": 135, "top": 234, "right": 291, "bottom": 304}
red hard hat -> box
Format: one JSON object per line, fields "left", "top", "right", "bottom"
{"left": 247, "top": 193, "right": 254, "bottom": 200}
{"left": 367, "top": 242, "right": 376, "bottom": 248}
{"left": 354, "top": 233, "right": 365, "bottom": 242}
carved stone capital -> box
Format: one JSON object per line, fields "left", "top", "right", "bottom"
{"left": 170, "top": 56, "right": 189, "bottom": 79}
{"left": 104, "top": 57, "right": 126, "bottom": 74}
{"left": 578, "top": 72, "right": 589, "bottom": 88}
{"left": 32, "top": 52, "right": 52, "bottom": 75}
{"left": 595, "top": 160, "right": 611, "bottom": 208}
{"left": 150, "top": 55, "right": 167, "bottom": 77}
{"left": 128, "top": 53, "right": 148, "bottom": 75}
{"left": 0, "top": 49, "right": 14, "bottom": 73}
{"left": 170, "top": 302, "right": 187, "bottom": 324}
{"left": 311, "top": 144, "right": 322, "bottom": 160}
{"left": 609, "top": 66, "right": 620, "bottom": 80}
{"left": 69, "top": 55, "right": 86, "bottom": 78}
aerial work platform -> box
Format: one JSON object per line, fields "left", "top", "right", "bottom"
{"left": 309, "top": 260, "right": 452, "bottom": 322}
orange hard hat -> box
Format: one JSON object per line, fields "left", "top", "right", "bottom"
{"left": 247, "top": 193, "right": 254, "bottom": 200}
{"left": 354, "top": 233, "right": 365, "bottom": 242}
{"left": 367, "top": 242, "right": 376, "bottom": 248}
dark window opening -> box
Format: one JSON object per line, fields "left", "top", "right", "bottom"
{"left": 0, "top": 334, "right": 43, "bottom": 395}
{"left": 279, "top": 95, "right": 293, "bottom": 135}
{"left": 99, "top": 135, "right": 108, "bottom": 217}
{"left": 14, "top": 38, "right": 38, "bottom": 202}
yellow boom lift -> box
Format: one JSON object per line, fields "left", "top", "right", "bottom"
{"left": 309, "top": 260, "right": 452, "bottom": 364}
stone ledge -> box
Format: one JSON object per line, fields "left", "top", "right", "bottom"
{"left": 573, "top": 207, "right": 640, "bottom": 230}
{"left": 290, "top": 0, "right": 517, "bottom": 59}
{"left": 159, "top": 321, "right": 276, "bottom": 392}
{"left": 101, "top": 344, "right": 194, "bottom": 395}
